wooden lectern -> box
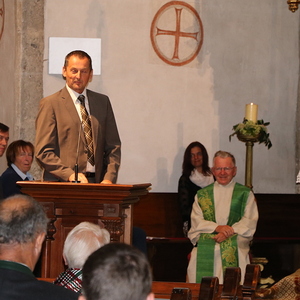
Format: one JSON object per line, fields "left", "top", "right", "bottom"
{"left": 17, "top": 181, "right": 151, "bottom": 278}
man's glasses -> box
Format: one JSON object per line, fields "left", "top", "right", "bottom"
{"left": 0, "top": 135, "right": 9, "bottom": 142}
{"left": 214, "top": 167, "right": 234, "bottom": 172}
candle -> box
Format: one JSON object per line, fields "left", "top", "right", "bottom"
{"left": 245, "top": 103, "right": 258, "bottom": 123}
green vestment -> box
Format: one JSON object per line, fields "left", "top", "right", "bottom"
{"left": 195, "top": 182, "right": 250, "bottom": 283}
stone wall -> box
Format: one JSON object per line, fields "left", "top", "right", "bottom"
{"left": 0, "top": 0, "right": 44, "bottom": 176}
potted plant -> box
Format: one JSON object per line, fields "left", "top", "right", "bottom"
{"left": 229, "top": 119, "right": 272, "bottom": 149}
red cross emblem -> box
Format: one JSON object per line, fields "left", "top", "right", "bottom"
{"left": 150, "top": 1, "right": 204, "bottom": 66}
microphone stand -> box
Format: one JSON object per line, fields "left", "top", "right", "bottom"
{"left": 73, "top": 163, "right": 80, "bottom": 183}
{"left": 72, "top": 122, "right": 82, "bottom": 183}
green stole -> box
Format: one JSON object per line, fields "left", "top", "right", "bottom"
{"left": 195, "top": 182, "right": 250, "bottom": 283}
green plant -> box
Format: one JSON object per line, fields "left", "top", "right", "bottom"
{"left": 229, "top": 119, "right": 272, "bottom": 149}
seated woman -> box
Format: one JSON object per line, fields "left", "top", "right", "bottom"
{"left": 1, "top": 140, "right": 34, "bottom": 198}
{"left": 178, "top": 141, "right": 214, "bottom": 236}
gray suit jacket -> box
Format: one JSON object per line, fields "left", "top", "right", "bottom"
{"left": 35, "top": 87, "right": 121, "bottom": 183}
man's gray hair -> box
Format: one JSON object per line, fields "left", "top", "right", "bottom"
{"left": 63, "top": 222, "right": 110, "bottom": 268}
{"left": 0, "top": 194, "right": 48, "bottom": 244}
{"left": 82, "top": 243, "right": 152, "bottom": 300}
{"left": 214, "top": 150, "right": 236, "bottom": 166}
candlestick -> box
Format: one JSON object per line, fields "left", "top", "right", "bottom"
{"left": 245, "top": 103, "right": 258, "bottom": 123}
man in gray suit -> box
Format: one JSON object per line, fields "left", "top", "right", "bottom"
{"left": 35, "top": 50, "right": 121, "bottom": 184}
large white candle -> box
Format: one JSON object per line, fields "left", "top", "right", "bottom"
{"left": 245, "top": 103, "right": 258, "bottom": 122}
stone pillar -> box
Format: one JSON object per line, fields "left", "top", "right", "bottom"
{"left": 15, "top": 0, "right": 44, "bottom": 178}
{"left": 296, "top": 12, "right": 300, "bottom": 194}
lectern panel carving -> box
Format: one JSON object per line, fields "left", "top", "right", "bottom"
{"left": 41, "top": 202, "right": 56, "bottom": 240}
{"left": 103, "top": 203, "right": 119, "bottom": 217}
{"left": 102, "top": 218, "right": 125, "bottom": 242}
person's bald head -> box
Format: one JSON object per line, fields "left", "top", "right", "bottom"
{"left": 0, "top": 194, "right": 48, "bottom": 245}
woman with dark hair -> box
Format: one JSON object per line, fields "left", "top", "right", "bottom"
{"left": 178, "top": 141, "right": 214, "bottom": 235}
{"left": 1, "top": 140, "right": 34, "bottom": 198}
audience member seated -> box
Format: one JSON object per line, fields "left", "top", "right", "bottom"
{"left": 79, "top": 242, "right": 154, "bottom": 300}
{"left": 133, "top": 226, "right": 147, "bottom": 255}
{"left": 178, "top": 141, "right": 214, "bottom": 235}
{"left": 54, "top": 221, "right": 110, "bottom": 293}
{"left": 256, "top": 268, "right": 300, "bottom": 299}
{"left": 1, "top": 140, "right": 34, "bottom": 198}
{"left": 0, "top": 194, "right": 77, "bottom": 300}
{"left": 0, "top": 122, "right": 10, "bottom": 200}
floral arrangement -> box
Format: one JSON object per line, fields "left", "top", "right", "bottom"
{"left": 229, "top": 119, "right": 272, "bottom": 149}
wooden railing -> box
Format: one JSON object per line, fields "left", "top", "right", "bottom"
{"left": 38, "top": 264, "right": 260, "bottom": 300}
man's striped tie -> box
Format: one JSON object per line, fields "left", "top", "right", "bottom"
{"left": 78, "top": 95, "right": 95, "bottom": 166}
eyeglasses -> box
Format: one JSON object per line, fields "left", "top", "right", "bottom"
{"left": 214, "top": 167, "right": 234, "bottom": 172}
{"left": 0, "top": 135, "right": 9, "bottom": 142}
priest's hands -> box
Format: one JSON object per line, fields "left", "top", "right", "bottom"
{"left": 213, "top": 232, "right": 227, "bottom": 243}
{"left": 215, "top": 225, "right": 234, "bottom": 236}
{"left": 213, "top": 225, "right": 235, "bottom": 243}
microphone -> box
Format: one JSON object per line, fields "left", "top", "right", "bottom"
{"left": 72, "top": 122, "right": 82, "bottom": 183}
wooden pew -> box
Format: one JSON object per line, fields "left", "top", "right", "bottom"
{"left": 153, "top": 264, "right": 260, "bottom": 299}
{"left": 169, "top": 287, "right": 192, "bottom": 300}
{"left": 38, "top": 279, "right": 216, "bottom": 299}
{"left": 152, "top": 281, "right": 221, "bottom": 300}
{"left": 38, "top": 279, "right": 203, "bottom": 299}
{"left": 198, "top": 277, "right": 219, "bottom": 300}
{"left": 220, "top": 267, "right": 241, "bottom": 300}
{"left": 38, "top": 265, "right": 258, "bottom": 300}
{"left": 242, "top": 264, "right": 261, "bottom": 300}
{"left": 38, "top": 277, "right": 55, "bottom": 283}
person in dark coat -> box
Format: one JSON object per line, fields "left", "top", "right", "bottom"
{"left": 1, "top": 140, "right": 34, "bottom": 198}
{"left": 0, "top": 122, "right": 9, "bottom": 200}
{"left": 0, "top": 194, "right": 78, "bottom": 300}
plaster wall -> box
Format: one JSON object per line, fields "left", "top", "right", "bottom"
{"left": 43, "top": 0, "right": 299, "bottom": 193}
{"left": 1, "top": 0, "right": 298, "bottom": 193}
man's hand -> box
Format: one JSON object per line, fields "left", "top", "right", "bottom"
{"left": 213, "top": 232, "right": 228, "bottom": 243}
{"left": 100, "top": 179, "right": 112, "bottom": 184}
{"left": 215, "top": 225, "right": 234, "bottom": 238}
{"left": 68, "top": 173, "right": 88, "bottom": 183}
